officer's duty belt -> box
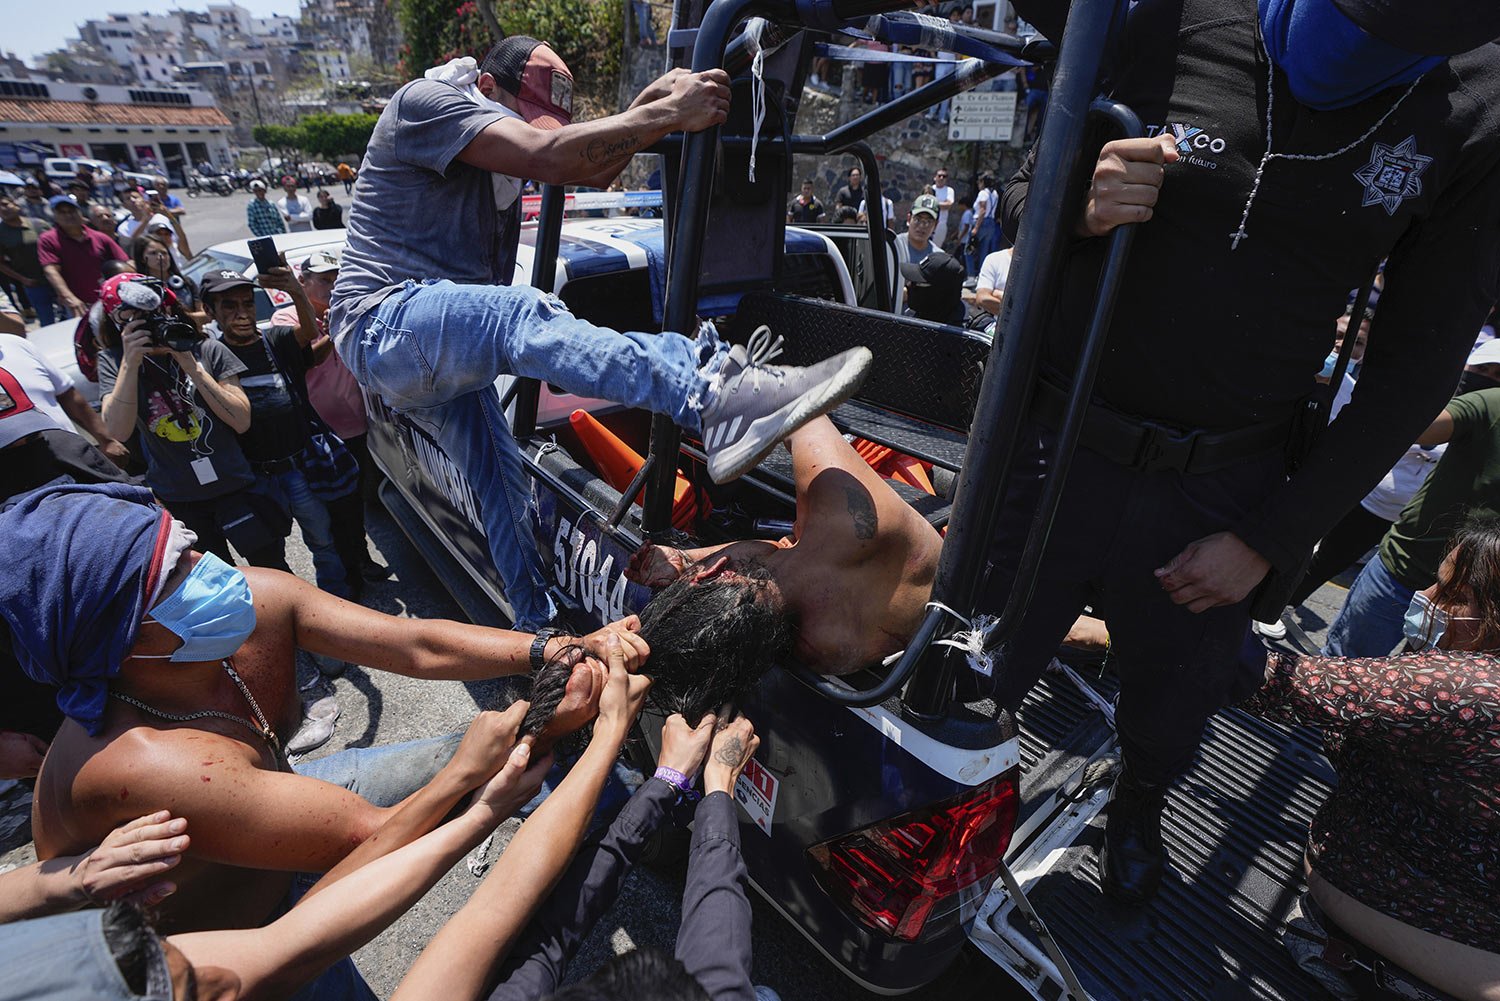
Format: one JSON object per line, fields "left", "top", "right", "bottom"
{"left": 1030, "top": 378, "right": 1291, "bottom": 476}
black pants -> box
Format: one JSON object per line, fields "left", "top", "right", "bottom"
{"left": 167, "top": 493, "right": 290, "bottom": 570}
{"left": 342, "top": 431, "right": 380, "bottom": 505}
{"left": 1287, "top": 504, "right": 1391, "bottom": 611}
{"left": 972, "top": 421, "right": 1283, "bottom": 785}
{"left": 326, "top": 490, "right": 368, "bottom": 587}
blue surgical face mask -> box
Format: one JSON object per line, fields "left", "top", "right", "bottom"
{"left": 1319, "top": 351, "right": 1340, "bottom": 380}
{"left": 1259, "top": 0, "right": 1445, "bottom": 111}
{"left": 1402, "top": 591, "right": 1478, "bottom": 651}
{"left": 140, "top": 553, "right": 256, "bottom": 662}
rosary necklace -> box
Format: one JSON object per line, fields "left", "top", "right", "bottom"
{"left": 112, "top": 659, "right": 282, "bottom": 755}
{"left": 1229, "top": 55, "right": 1425, "bottom": 250}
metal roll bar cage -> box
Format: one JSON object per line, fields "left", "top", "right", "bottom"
{"left": 516, "top": 0, "right": 1139, "bottom": 717}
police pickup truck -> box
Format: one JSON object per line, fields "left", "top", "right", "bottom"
{"left": 361, "top": 0, "right": 1341, "bottom": 995}
{"left": 359, "top": 199, "right": 1334, "bottom": 999}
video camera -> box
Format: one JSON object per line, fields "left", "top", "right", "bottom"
{"left": 142, "top": 311, "right": 201, "bottom": 352}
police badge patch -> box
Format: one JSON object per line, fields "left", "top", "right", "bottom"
{"left": 1353, "top": 136, "right": 1432, "bottom": 216}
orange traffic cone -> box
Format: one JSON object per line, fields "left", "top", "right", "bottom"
{"left": 851, "top": 437, "right": 935, "bottom": 495}
{"left": 570, "top": 409, "right": 703, "bottom": 531}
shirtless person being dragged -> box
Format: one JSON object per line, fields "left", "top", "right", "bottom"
{"left": 627, "top": 415, "right": 942, "bottom": 715}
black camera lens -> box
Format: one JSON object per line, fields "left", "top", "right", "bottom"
{"left": 160, "top": 321, "right": 199, "bottom": 352}
{"left": 144, "top": 313, "right": 200, "bottom": 352}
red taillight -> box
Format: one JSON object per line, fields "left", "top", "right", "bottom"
{"left": 807, "top": 772, "right": 1019, "bottom": 941}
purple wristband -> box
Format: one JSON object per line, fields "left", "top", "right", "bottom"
{"left": 653, "top": 766, "right": 698, "bottom": 798}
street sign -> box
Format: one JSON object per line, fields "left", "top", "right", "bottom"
{"left": 949, "top": 90, "right": 1018, "bottom": 142}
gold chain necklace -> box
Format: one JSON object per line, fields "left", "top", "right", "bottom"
{"left": 112, "top": 659, "right": 282, "bottom": 755}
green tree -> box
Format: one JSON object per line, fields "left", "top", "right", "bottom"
{"left": 297, "top": 113, "right": 381, "bottom": 159}
{"left": 252, "top": 123, "right": 306, "bottom": 153}
{"left": 396, "top": 0, "right": 620, "bottom": 112}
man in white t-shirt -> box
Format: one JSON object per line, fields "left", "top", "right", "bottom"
{"left": 975, "top": 247, "right": 1013, "bottom": 319}
{"left": 275, "top": 175, "right": 314, "bottom": 233}
{"left": 857, "top": 194, "right": 896, "bottom": 232}
{"left": 890, "top": 194, "right": 941, "bottom": 306}
{"left": 931, "top": 167, "right": 955, "bottom": 243}
{"left": 0, "top": 333, "right": 129, "bottom": 466}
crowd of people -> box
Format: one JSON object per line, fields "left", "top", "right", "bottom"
{"left": 0, "top": 169, "right": 194, "bottom": 327}
{"left": 3, "top": 1, "right": 1500, "bottom": 999}
{"left": 246, "top": 175, "right": 347, "bottom": 238}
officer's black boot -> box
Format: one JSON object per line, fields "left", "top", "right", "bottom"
{"left": 1098, "top": 766, "right": 1168, "bottom": 903}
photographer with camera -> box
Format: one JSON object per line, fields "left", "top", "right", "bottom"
{"left": 97, "top": 273, "right": 292, "bottom": 569}
{"left": 204, "top": 265, "right": 353, "bottom": 602}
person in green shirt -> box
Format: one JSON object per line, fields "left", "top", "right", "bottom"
{"left": 1325, "top": 384, "right": 1500, "bottom": 656}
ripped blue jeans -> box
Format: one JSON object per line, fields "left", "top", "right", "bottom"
{"left": 340, "top": 280, "right": 724, "bottom": 629}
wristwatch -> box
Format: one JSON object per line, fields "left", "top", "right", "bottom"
{"left": 530, "top": 627, "right": 561, "bottom": 672}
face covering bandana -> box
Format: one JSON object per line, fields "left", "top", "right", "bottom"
{"left": 1402, "top": 591, "right": 1478, "bottom": 650}
{"left": 425, "top": 56, "right": 525, "bottom": 211}
{"left": 1258, "top": 0, "right": 1444, "bottom": 110}
{"left": 139, "top": 552, "right": 257, "bottom": 662}
{"left": 1457, "top": 370, "right": 1500, "bottom": 396}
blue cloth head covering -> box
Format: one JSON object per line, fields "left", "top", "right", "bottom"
{"left": 0, "top": 483, "right": 170, "bottom": 736}
{"left": 1259, "top": 0, "right": 1444, "bottom": 110}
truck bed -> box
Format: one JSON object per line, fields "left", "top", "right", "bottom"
{"left": 977, "top": 664, "right": 1337, "bottom": 1001}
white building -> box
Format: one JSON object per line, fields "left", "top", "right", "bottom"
{"left": 312, "top": 50, "right": 350, "bottom": 83}
{"left": 207, "top": 3, "right": 253, "bottom": 37}
{"left": 0, "top": 77, "right": 233, "bottom": 175}
{"left": 250, "top": 14, "right": 300, "bottom": 42}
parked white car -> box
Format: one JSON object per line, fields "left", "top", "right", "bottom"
{"left": 42, "top": 157, "right": 115, "bottom": 186}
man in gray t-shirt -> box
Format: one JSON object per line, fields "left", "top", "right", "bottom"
{"left": 329, "top": 37, "right": 873, "bottom": 630}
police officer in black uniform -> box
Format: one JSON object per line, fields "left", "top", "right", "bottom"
{"left": 987, "top": 0, "right": 1500, "bottom": 902}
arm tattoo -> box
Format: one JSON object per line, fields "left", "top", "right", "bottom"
{"left": 584, "top": 133, "right": 641, "bottom": 166}
{"left": 845, "top": 486, "right": 877, "bottom": 540}
{"left": 714, "top": 735, "right": 745, "bottom": 768}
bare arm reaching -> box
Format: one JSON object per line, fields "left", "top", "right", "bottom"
{"left": 0, "top": 811, "right": 186, "bottom": 922}
{"left": 392, "top": 637, "right": 651, "bottom": 1001}
{"left": 169, "top": 747, "right": 547, "bottom": 1001}
{"left": 262, "top": 569, "right": 649, "bottom": 676}
{"left": 458, "top": 71, "right": 730, "bottom": 185}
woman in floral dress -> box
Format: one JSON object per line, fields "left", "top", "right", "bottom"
{"left": 1244, "top": 512, "right": 1500, "bottom": 1000}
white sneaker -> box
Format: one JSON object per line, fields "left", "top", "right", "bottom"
{"left": 699, "top": 325, "right": 872, "bottom": 483}
{"left": 1252, "top": 618, "right": 1288, "bottom": 640}
{"left": 286, "top": 696, "right": 341, "bottom": 755}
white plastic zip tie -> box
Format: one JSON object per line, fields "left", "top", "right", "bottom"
{"left": 466, "top": 831, "right": 496, "bottom": 877}
{"left": 747, "top": 18, "right": 767, "bottom": 183}
{"left": 927, "top": 600, "right": 999, "bottom": 677}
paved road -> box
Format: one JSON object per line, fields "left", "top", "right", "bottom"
{"left": 173, "top": 183, "right": 338, "bottom": 253}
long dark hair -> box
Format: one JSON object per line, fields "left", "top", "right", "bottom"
{"left": 1430, "top": 510, "right": 1500, "bottom": 651}
{"left": 130, "top": 235, "right": 182, "bottom": 283}
{"left": 637, "top": 560, "right": 793, "bottom": 725}
{"left": 547, "top": 947, "right": 709, "bottom": 1001}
